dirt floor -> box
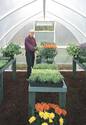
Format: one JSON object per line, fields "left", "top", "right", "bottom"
{"left": 0, "top": 71, "right": 86, "bottom": 125}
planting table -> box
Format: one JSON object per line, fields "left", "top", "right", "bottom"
{"left": 0, "top": 58, "right": 16, "bottom": 103}
{"left": 28, "top": 80, "right": 67, "bottom": 115}
{"left": 73, "top": 58, "right": 86, "bottom": 78}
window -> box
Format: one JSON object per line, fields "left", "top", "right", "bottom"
{"left": 35, "top": 21, "right": 55, "bottom": 43}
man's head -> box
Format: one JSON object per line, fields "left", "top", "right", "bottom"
{"left": 28, "top": 29, "right": 35, "bottom": 37}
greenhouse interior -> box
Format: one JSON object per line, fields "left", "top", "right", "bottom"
{"left": 0, "top": 0, "right": 86, "bottom": 125}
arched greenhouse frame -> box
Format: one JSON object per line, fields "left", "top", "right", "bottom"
{"left": 0, "top": 0, "right": 86, "bottom": 125}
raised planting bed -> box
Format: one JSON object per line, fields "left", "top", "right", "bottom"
{"left": 28, "top": 69, "right": 64, "bottom": 87}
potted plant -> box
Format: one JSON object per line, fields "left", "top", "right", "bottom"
{"left": 1, "top": 43, "right": 21, "bottom": 59}
{"left": 66, "top": 43, "right": 80, "bottom": 59}
{"left": 28, "top": 102, "right": 67, "bottom": 125}
{"left": 36, "top": 42, "right": 57, "bottom": 64}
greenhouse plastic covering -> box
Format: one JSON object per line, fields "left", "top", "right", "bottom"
{"left": 0, "top": 0, "right": 86, "bottom": 47}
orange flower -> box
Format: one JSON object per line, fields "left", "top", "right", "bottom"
{"left": 55, "top": 107, "right": 63, "bottom": 115}
{"left": 42, "top": 43, "right": 57, "bottom": 49}
{"left": 42, "top": 103, "right": 50, "bottom": 111}
{"left": 35, "top": 103, "right": 50, "bottom": 112}
{"left": 62, "top": 109, "right": 67, "bottom": 116}
{"left": 48, "top": 103, "right": 59, "bottom": 110}
{"left": 35, "top": 103, "right": 44, "bottom": 112}
{"left": 35, "top": 102, "right": 67, "bottom": 116}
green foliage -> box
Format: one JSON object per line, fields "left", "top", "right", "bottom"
{"left": 29, "top": 69, "right": 64, "bottom": 84}
{"left": 77, "top": 45, "right": 86, "bottom": 62}
{"left": 1, "top": 43, "right": 21, "bottom": 58}
{"left": 66, "top": 43, "right": 80, "bottom": 58}
{"left": 33, "top": 63, "right": 58, "bottom": 70}
{"left": 78, "top": 56, "right": 86, "bottom": 63}
{"left": 66, "top": 43, "right": 86, "bottom": 62}
{"left": 79, "top": 48, "right": 86, "bottom": 57}
{"left": 46, "top": 58, "right": 54, "bottom": 64}
{"left": 36, "top": 47, "right": 42, "bottom": 63}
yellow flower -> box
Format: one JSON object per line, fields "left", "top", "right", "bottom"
{"left": 39, "top": 111, "right": 44, "bottom": 118}
{"left": 43, "top": 112, "right": 49, "bottom": 120}
{"left": 49, "top": 112, "right": 55, "bottom": 119}
{"left": 59, "top": 117, "right": 64, "bottom": 125}
{"left": 49, "top": 118, "right": 53, "bottom": 123}
{"left": 41, "top": 122, "right": 48, "bottom": 125}
{"left": 28, "top": 116, "right": 36, "bottom": 124}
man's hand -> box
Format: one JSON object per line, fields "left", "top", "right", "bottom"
{"left": 34, "top": 46, "right": 38, "bottom": 51}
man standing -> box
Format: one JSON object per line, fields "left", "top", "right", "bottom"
{"left": 25, "top": 29, "right": 37, "bottom": 79}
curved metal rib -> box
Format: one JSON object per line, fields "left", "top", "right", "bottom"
{"left": 0, "top": 0, "right": 38, "bottom": 21}
{"left": 51, "top": 0, "right": 86, "bottom": 18}
{"left": 48, "top": 11, "right": 86, "bottom": 38}
{"left": 0, "top": 11, "right": 42, "bottom": 42}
